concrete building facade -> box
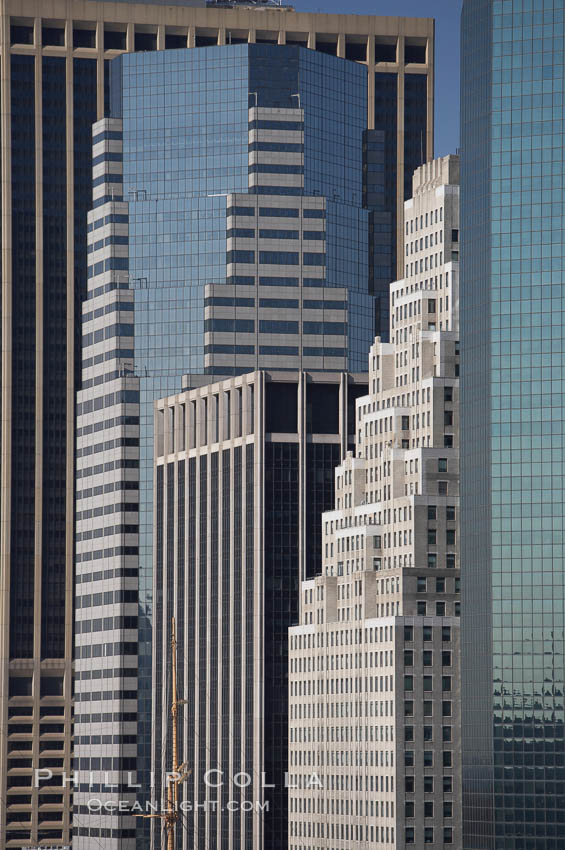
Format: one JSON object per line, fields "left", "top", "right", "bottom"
{"left": 288, "top": 155, "right": 462, "bottom": 850}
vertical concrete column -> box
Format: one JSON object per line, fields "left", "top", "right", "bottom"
{"left": 307, "top": 30, "right": 316, "bottom": 50}
{"left": 187, "top": 26, "right": 195, "bottom": 48}
{"left": 278, "top": 29, "right": 286, "bottom": 45}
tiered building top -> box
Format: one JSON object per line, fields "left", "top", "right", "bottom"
{"left": 288, "top": 155, "right": 462, "bottom": 850}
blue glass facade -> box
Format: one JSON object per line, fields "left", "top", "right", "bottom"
{"left": 108, "top": 43, "right": 377, "bottom": 822}
{"left": 461, "top": 2, "right": 565, "bottom": 848}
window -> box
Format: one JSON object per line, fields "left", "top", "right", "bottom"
{"left": 428, "top": 505, "right": 437, "bottom": 520}
{"left": 259, "top": 251, "right": 299, "bottom": 265}
{"left": 438, "top": 458, "right": 448, "bottom": 472}
{"left": 417, "top": 601, "right": 427, "bottom": 615}
{"left": 443, "top": 776, "right": 453, "bottom": 793}
{"left": 424, "top": 801, "right": 434, "bottom": 817}
{"left": 442, "top": 676, "right": 452, "bottom": 692}
{"left": 404, "top": 700, "right": 414, "bottom": 717}
{"left": 442, "top": 701, "right": 452, "bottom": 717}
{"left": 404, "top": 650, "right": 414, "bottom": 666}
{"left": 405, "top": 726, "right": 414, "bottom": 742}
{"left": 438, "top": 481, "right": 448, "bottom": 495}
{"left": 455, "top": 601, "right": 461, "bottom": 617}
{"left": 404, "top": 676, "right": 414, "bottom": 691}
{"left": 446, "top": 505, "right": 456, "bottom": 521}
{"left": 442, "top": 651, "right": 452, "bottom": 667}
{"left": 423, "top": 725, "right": 433, "bottom": 741}
{"left": 443, "top": 751, "right": 453, "bottom": 767}
{"left": 442, "top": 626, "right": 451, "bottom": 642}
{"left": 404, "top": 626, "right": 414, "bottom": 642}
{"left": 303, "top": 252, "right": 325, "bottom": 266}
{"left": 444, "top": 435, "right": 453, "bottom": 448}
{"left": 405, "top": 776, "right": 415, "bottom": 793}
{"left": 417, "top": 577, "right": 427, "bottom": 593}
{"left": 436, "top": 601, "right": 446, "bottom": 616}
{"left": 423, "top": 700, "right": 433, "bottom": 717}
{"left": 436, "top": 578, "right": 445, "bottom": 593}
{"left": 427, "top": 553, "right": 437, "bottom": 568}
{"left": 444, "top": 828, "right": 453, "bottom": 844}
{"left": 405, "top": 751, "right": 414, "bottom": 766}
{"left": 406, "top": 827, "right": 415, "bottom": 844}
{"left": 227, "top": 250, "right": 255, "bottom": 264}
{"left": 402, "top": 415, "right": 410, "bottom": 430}
{"left": 424, "top": 776, "right": 434, "bottom": 793}
{"left": 427, "top": 529, "right": 437, "bottom": 545}
{"left": 428, "top": 299, "right": 436, "bottom": 313}
{"left": 259, "top": 229, "right": 299, "bottom": 239}
{"left": 423, "top": 626, "right": 433, "bottom": 641}
{"left": 455, "top": 578, "right": 461, "bottom": 593}
{"left": 423, "top": 751, "right": 433, "bottom": 767}
{"left": 444, "top": 410, "right": 453, "bottom": 426}
{"left": 423, "top": 676, "right": 433, "bottom": 691}
{"left": 446, "top": 529, "right": 456, "bottom": 545}
{"left": 259, "top": 206, "right": 298, "bottom": 217}
{"left": 424, "top": 827, "right": 434, "bottom": 843}
{"left": 443, "top": 802, "right": 453, "bottom": 818}
{"left": 259, "top": 320, "right": 298, "bottom": 334}
{"left": 446, "top": 553, "right": 456, "bottom": 569}
{"left": 405, "top": 801, "right": 415, "bottom": 818}
{"left": 442, "top": 726, "right": 452, "bottom": 743}
{"left": 444, "top": 386, "right": 453, "bottom": 402}
{"left": 423, "top": 650, "right": 433, "bottom": 666}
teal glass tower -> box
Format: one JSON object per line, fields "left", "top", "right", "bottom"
{"left": 461, "top": 2, "right": 565, "bottom": 848}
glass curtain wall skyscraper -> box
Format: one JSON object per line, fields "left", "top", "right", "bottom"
{"left": 461, "top": 2, "right": 565, "bottom": 849}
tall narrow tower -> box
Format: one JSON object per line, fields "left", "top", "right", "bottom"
{"left": 461, "top": 2, "right": 565, "bottom": 848}
{"left": 288, "top": 155, "right": 461, "bottom": 850}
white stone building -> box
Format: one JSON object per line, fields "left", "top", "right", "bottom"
{"left": 288, "top": 155, "right": 461, "bottom": 850}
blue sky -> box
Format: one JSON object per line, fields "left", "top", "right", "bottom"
{"left": 296, "top": 0, "right": 463, "bottom": 157}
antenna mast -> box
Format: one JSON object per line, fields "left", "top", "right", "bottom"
{"left": 137, "top": 617, "right": 189, "bottom": 849}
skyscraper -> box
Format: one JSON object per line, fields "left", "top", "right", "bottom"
{"left": 0, "top": 2, "right": 432, "bottom": 846}
{"left": 288, "top": 155, "right": 461, "bottom": 850}
{"left": 461, "top": 2, "right": 565, "bottom": 849}
{"left": 153, "top": 368, "right": 367, "bottom": 850}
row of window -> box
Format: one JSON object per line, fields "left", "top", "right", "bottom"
{"left": 227, "top": 249, "right": 325, "bottom": 265}
{"left": 228, "top": 205, "right": 324, "bottom": 219}
{"left": 227, "top": 228, "right": 325, "bottom": 240}
{"left": 205, "top": 318, "right": 346, "bottom": 335}
{"left": 405, "top": 749, "right": 453, "bottom": 767}
{"left": 404, "top": 675, "right": 453, "bottom": 692}
{"left": 406, "top": 826, "right": 454, "bottom": 844}
{"left": 405, "top": 207, "right": 444, "bottom": 234}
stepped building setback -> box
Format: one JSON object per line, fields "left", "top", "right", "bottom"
{"left": 288, "top": 155, "right": 462, "bottom": 850}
